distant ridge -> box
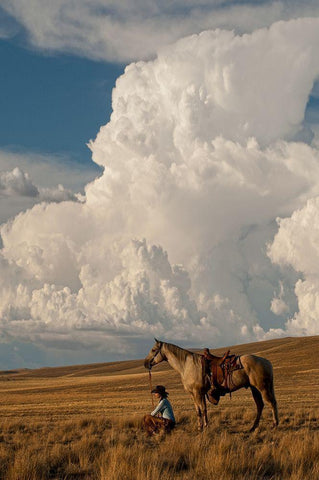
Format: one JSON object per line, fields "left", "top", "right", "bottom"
{"left": 1, "top": 335, "right": 318, "bottom": 380}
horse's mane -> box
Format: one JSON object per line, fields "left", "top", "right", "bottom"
{"left": 163, "top": 341, "right": 199, "bottom": 363}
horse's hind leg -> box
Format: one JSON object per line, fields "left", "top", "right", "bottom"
{"left": 261, "top": 382, "right": 279, "bottom": 428}
{"left": 250, "top": 386, "right": 264, "bottom": 432}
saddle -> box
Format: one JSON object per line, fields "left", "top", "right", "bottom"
{"left": 202, "top": 348, "right": 243, "bottom": 392}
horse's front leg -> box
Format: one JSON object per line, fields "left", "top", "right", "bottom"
{"left": 200, "top": 392, "right": 208, "bottom": 428}
{"left": 191, "top": 392, "right": 203, "bottom": 431}
{"left": 192, "top": 391, "right": 208, "bottom": 431}
{"left": 195, "top": 403, "right": 203, "bottom": 431}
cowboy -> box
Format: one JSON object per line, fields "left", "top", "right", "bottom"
{"left": 143, "top": 385, "right": 176, "bottom": 435}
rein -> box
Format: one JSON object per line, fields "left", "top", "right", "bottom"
{"left": 148, "top": 369, "right": 154, "bottom": 408}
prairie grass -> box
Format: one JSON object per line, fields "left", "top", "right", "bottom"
{"left": 0, "top": 410, "right": 318, "bottom": 480}
{"left": 0, "top": 336, "right": 318, "bottom": 479}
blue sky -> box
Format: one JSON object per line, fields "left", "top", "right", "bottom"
{"left": 1, "top": 2, "right": 319, "bottom": 370}
{"left": 0, "top": 39, "right": 123, "bottom": 167}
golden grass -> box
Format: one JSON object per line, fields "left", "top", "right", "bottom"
{"left": 0, "top": 336, "right": 318, "bottom": 479}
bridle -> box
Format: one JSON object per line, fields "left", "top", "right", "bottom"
{"left": 148, "top": 341, "right": 164, "bottom": 368}
{"left": 147, "top": 341, "right": 164, "bottom": 407}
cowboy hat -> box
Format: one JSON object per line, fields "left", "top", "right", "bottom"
{"left": 151, "top": 385, "right": 168, "bottom": 396}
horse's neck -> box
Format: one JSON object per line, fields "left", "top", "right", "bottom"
{"left": 162, "top": 343, "right": 192, "bottom": 376}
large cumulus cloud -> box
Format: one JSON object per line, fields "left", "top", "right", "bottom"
{"left": 1, "top": 18, "right": 319, "bottom": 364}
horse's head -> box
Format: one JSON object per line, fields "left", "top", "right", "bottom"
{"left": 144, "top": 338, "right": 166, "bottom": 370}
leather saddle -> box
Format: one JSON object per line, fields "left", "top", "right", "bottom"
{"left": 202, "top": 348, "right": 243, "bottom": 398}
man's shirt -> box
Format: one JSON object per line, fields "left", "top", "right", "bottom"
{"left": 151, "top": 398, "right": 175, "bottom": 422}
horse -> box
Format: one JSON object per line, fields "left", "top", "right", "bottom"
{"left": 144, "top": 339, "right": 279, "bottom": 432}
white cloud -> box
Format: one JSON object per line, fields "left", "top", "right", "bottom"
{"left": 269, "top": 197, "right": 319, "bottom": 335}
{"left": 1, "top": 18, "right": 319, "bottom": 364}
{"left": 2, "top": 1, "right": 319, "bottom": 62}
{"left": 0, "top": 150, "right": 101, "bottom": 223}
{"left": 0, "top": 5, "right": 19, "bottom": 39}
{"left": 0, "top": 167, "right": 39, "bottom": 197}
{"left": 0, "top": 165, "right": 80, "bottom": 233}
{"left": 0, "top": 166, "right": 79, "bottom": 202}
{"left": 270, "top": 281, "right": 289, "bottom": 316}
{"left": 0, "top": 149, "right": 100, "bottom": 192}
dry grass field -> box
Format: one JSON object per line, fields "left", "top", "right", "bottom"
{"left": 0, "top": 336, "right": 318, "bottom": 480}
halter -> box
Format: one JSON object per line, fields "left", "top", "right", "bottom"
{"left": 147, "top": 341, "right": 163, "bottom": 407}
{"left": 148, "top": 342, "right": 164, "bottom": 366}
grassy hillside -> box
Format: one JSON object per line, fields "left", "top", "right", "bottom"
{"left": 0, "top": 336, "right": 318, "bottom": 479}
{"left": 2, "top": 334, "right": 319, "bottom": 378}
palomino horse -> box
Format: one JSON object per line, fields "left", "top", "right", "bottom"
{"left": 144, "top": 339, "right": 279, "bottom": 432}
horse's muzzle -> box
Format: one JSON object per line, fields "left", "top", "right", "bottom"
{"left": 144, "top": 359, "right": 152, "bottom": 370}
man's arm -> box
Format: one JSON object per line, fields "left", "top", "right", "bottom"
{"left": 151, "top": 399, "right": 164, "bottom": 416}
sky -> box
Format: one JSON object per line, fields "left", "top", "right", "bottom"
{"left": 1, "top": 1, "right": 319, "bottom": 369}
